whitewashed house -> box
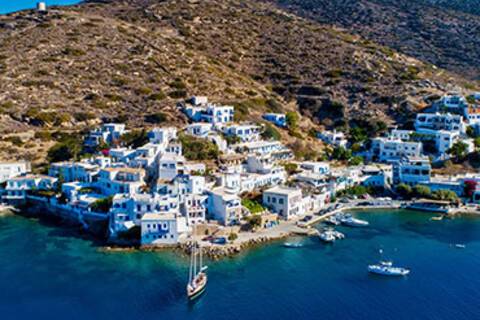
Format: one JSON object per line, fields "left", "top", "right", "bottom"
{"left": 49, "top": 161, "right": 99, "bottom": 183}
{"left": 141, "top": 213, "right": 188, "bottom": 245}
{"left": 3, "top": 175, "right": 58, "bottom": 201}
{"left": 185, "top": 123, "right": 213, "bottom": 138}
{"left": 392, "top": 156, "right": 431, "bottom": 186}
{"left": 207, "top": 187, "right": 242, "bottom": 226}
{"left": 0, "top": 161, "right": 31, "bottom": 183}
{"left": 84, "top": 123, "right": 127, "bottom": 148}
{"left": 300, "top": 161, "right": 330, "bottom": 175}
{"left": 262, "top": 186, "right": 302, "bottom": 220}
{"left": 317, "top": 130, "right": 348, "bottom": 148}
{"left": 371, "top": 137, "right": 422, "bottom": 162}
{"left": 414, "top": 113, "right": 465, "bottom": 134}
{"left": 96, "top": 167, "right": 145, "bottom": 196}
{"left": 223, "top": 124, "right": 261, "bottom": 142}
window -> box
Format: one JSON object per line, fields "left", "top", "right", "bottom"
{"left": 279, "top": 198, "right": 284, "bottom": 204}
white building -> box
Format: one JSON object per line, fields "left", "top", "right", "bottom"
{"left": 262, "top": 186, "right": 302, "bottom": 220}
{"left": 148, "top": 127, "right": 177, "bottom": 146}
{"left": 262, "top": 113, "right": 287, "bottom": 128}
{"left": 223, "top": 124, "right": 261, "bottom": 142}
{"left": 84, "top": 123, "right": 127, "bottom": 148}
{"left": 49, "top": 161, "right": 99, "bottom": 183}
{"left": 182, "top": 100, "right": 234, "bottom": 125}
{"left": 360, "top": 165, "right": 393, "bottom": 188}
{"left": 371, "top": 137, "right": 422, "bottom": 162}
{"left": 0, "top": 161, "right": 30, "bottom": 183}
{"left": 185, "top": 123, "right": 213, "bottom": 138}
{"left": 392, "top": 156, "right": 431, "bottom": 186}
{"left": 414, "top": 113, "right": 465, "bottom": 134}
{"left": 141, "top": 213, "right": 188, "bottom": 245}
{"left": 207, "top": 187, "right": 242, "bottom": 226}
{"left": 317, "top": 130, "right": 348, "bottom": 148}
{"left": 96, "top": 167, "right": 145, "bottom": 196}
{"left": 299, "top": 161, "right": 330, "bottom": 175}
{"left": 437, "top": 93, "right": 467, "bottom": 110}
{"left": 3, "top": 175, "right": 58, "bottom": 201}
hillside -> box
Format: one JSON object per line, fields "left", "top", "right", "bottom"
{"left": 0, "top": 0, "right": 476, "bottom": 163}
{"left": 273, "top": 0, "right": 480, "bottom": 80}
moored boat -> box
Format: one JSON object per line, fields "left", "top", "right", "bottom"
{"left": 187, "top": 239, "right": 208, "bottom": 300}
{"left": 341, "top": 216, "right": 369, "bottom": 227}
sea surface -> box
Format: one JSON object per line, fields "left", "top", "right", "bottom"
{"left": 0, "top": 0, "right": 81, "bottom": 14}
{"left": 0, "top": 209, "right": 479, "bottom": 320}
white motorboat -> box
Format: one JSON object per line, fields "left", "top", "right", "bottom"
{"left": 455, "top": 244, "right": 466, "bottom": 249}
{"left": 283, "top": 242, "right": 304, "bottom": 248}
{"left": 341, "top": 216, "right": 369, "bottom": 227}
{"left": 319, "top": 230, "right": 336, "bottom": 243}
{"left": 368, "top": 261, "right": 410, "bottom": 276}
{"left": 325, "top": 216, "right": 341, "bottom": 226}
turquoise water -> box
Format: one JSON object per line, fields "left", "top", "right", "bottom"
{"left": 0, "top": 0, "right": 81, "bottom": 14}
{"left": 1, "top": 210, "right": 480, "bottom": 319}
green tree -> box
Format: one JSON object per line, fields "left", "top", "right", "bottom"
{"left": 413, "top": 184, "right": 431, "bottom": 198}
{"left": 331, "top": 146, "right": 352, "bottom": 161}
{"left": 348, "top": 155, "right": 364, "bottom": 166}
{"left": 466, "top": 126, "right": 476, "bottom": 138}
{"left": 286, "top": 111, "right": 299, "bottom": 129}
{"left": 120, "top": 129, "right": 149, "bottom": 149}
{"left": 474, "top": 137, "right": 480, "bottom": 150}
{"left": 261, "top": 124, "right": 281, "bottom": 141}
{"left": 432, "top": 190, "right": 459, "bottom": 203}
{"left": 47, "top": 138, "right": 82, "bottom": 162}
{"left": 178, "top": 133, "right": 219, "bottom": 161}
{"left": 283, "top": 162, "right": 298, "bottom": 175}
{"left": 448, "top": 141, "right": 469, "bottom": 162}
{"left": 90, "top": 196, "right": 114, "bottom": 213}
{"left": 246, "top": 215, "right": 262, "bottom": 229}
{"left": 396, "top": 183, "right": 412, "bottom": 198}
{"left": 350, "top": 127, "right": 368, "bottom": 143}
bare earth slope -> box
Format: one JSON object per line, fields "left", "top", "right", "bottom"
{"left": 272, "top": 0, "right": 480, "bottom": 80}
{"left": 0, "top": 0, "right": 477, "bottom": 162}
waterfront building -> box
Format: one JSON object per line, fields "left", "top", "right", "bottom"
{"left": 0, "top": 161, "right": 31, "bottom": 183}
{"left": 262, "top": 113, "right": 287, "bottom": 128}
{"left": 207, "top": 187, "right": 242, "bottom": 226}
{"left": 3, "top": 175, "right": 58, "bottom": 201}
{"left": 262, "top": 186, "right": 302, "bottom": 220}
{"left": 317, "top": 130, "right": 348, "bottom": 148}
{"left": 180, "top": 194, "right": 208, "bottom": 226}
{"left": 392, "top": 156, "right": 431, "bottom": 186}
{"left": 141, "top": 213, "right": 188, "bottom": 245}
{"left": 360, "top": 165, "right": 393, "bottom": 188}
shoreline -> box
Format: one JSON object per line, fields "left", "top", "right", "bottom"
{"left": 4, "top": 201, "right": 480, "bottom": 260}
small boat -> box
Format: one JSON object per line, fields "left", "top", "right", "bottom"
{"left": 187, "top": 240, "right": 208, "bottom": 300}
{"left": 319, "top": 231, "right": 336, "bottom": 243}
{"left": 368, "top": 261, "right": 410, "bottom": 276}
{"left": 325, "top": 216, "right": 341, "bottom": 226}
{"left": 283, "top": 242, "right": 304, "bottom": 248}
{"left": 341, "top": 216, "right": 369, "bottom": 227}
{"left": 455, "top": 244, "right": 466, "bottom": 249}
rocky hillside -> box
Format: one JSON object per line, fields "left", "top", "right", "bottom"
{"left": 272, "top": 0, "right": 480, "bottom": 80}
{"left": 0, "top": 0, "right": 476, "bottom": 162}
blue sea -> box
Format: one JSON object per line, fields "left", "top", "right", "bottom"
{"left": 0, "top": 0, "right": 81, "bottom": 14}
{"left": 0, "top": 209, "right": 479, "bottom": 320}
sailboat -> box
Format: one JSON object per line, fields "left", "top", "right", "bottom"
{"left": 187, "top": 239, "right": 208, "bottom": 300}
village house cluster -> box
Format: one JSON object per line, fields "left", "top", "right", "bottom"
{"left": 2, "top": 93, "right": 480, "bottom": 246}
